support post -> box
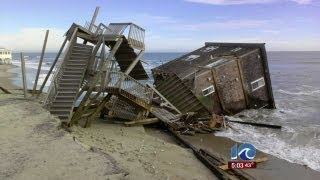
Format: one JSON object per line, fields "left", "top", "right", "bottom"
{"left": 85, "top": 93, "right": 112, "bottom": 127}
{"left": 37, "top": 36, "right": 67, "bottom": 97}
{"left": 88, "top": 6, "right": 100, "bottom": 32}
{"left": 20, "top": 52, "right": 27, "bottom": 98}
{"left": 124, "top": 50, "right": 144, "bottom": 75}
{"left": 33, "top": 30, "right": 49, "bottom": 96}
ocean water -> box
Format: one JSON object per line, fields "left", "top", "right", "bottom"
{"left": 8, "top": 51, "right": 320, "bottom": 172}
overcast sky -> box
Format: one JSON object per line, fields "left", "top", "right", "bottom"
{"left": 0, "top": 0, "right": 319, "bottom": 52}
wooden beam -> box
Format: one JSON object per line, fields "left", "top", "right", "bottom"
{"left": 37, "top": 36, "right": 68, "bottom": 97}
{"left": 124, "top": 118, "right": 159, "bottom": 126}
{"left": 33, "top": 30, "right": 49, "bottom": 96}
{"left": 124, "top": 50, "right": 144, "bottom": 75}
{"left": 0, "top": 87, "right": 11, "bottom": 94}
{"left": 20, "top": 52, "right": 27, "bottom": 98}
{"left": 85, "top": 93, "right": 113, "bottom": 127}
{"left": 235, "top": 58, "right": 250, "bottom": 108}
{"left": 88, "top": 7, "right": 100, "bottom": 32}
{"left": 210, "top": 69, "right": 226, "bottom": 113}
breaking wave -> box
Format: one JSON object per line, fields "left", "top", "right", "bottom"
{"left": 278, "top": 89, "right": 320, "bottom": 96}
{"left": 216, "top": 116, "right": 320, "bottom": 172}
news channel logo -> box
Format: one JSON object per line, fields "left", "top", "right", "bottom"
{"left": 231, "top": 143, "right": 256, "bottom": 161}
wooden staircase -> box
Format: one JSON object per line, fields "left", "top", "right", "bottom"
{"left": 110, "top": 38, "right": 148, "bottom": 80}
{"left": 154, "top": 74, "right": 209, "bottom": 115}
{"left": 47, "top": 43, "right": 93, "bottom": 121}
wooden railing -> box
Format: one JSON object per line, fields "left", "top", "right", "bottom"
{"left": 106, "top": 71, "right": 153, "bottom": 105}
{"left": 107, "top": 23, "right": 145, "bottom": 50}
{"left": 84, "top": 21, "right": 145, "bottom": 50}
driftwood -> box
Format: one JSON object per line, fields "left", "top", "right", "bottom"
{"left": 228, "top": 120, "right": 282, "bottom": 129}
{"left": 124, "top": 118, "right": 159, "bottom": 126}
{"left": 0, "top": 86, "right": 11, "bottom": 94}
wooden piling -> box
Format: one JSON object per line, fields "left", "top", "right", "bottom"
{"left": 20, "top": 52, "right": 27, "bottom": 98}
{"left": 33, "top": 30, "right": 49, "bottom": 96}
{"left": 88, "top": 7, "right": 100, "bottom": 32}
{"left": 37, "top": 36, "right": 67, "bottom": 97}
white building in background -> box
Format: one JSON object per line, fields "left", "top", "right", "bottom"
{"left": 0, "top": 47, "right": 12, "bottom": 64}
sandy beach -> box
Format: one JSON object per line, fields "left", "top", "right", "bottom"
{"left": 1, "top": 64, "right": 320, "bottom": 180}
{"left": 0, "top": 65, "right": 215, "bottom": 179}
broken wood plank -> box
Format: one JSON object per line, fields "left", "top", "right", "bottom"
{"left": 228, "top": 120, "right": 282, "bottom": 129}
{"left": 124, "top": 118, "right": 159, "bottom": 126}
{"left": 0, "top": 87, "right": 11, "bottom": 94}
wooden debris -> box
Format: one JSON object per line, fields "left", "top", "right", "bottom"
{"left": 0, "top": 86, "right": 11, "bottom": 94}
{"left": 124, "top": 118, "right": 159, "bottom": 126}
{"left": 228, "top": 120, "right": 282, "bottom": 129}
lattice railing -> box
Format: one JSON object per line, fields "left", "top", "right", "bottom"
{"left": 106, "top": 71, "right": 153, "bottom": 104}
{"left": 84, "top": 21, "right": 145, "bottom": 50}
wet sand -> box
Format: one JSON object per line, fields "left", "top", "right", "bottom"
{"left": 0, "top": 64, "right": 19, "bottom": 90}
{"left": 182, "top": 134, "right": 320, "bottom": 180}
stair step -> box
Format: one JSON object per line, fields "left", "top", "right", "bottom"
{"left": 62, "top": 74, "right": 81, "bottom": 77}
{"left": 50, "top": 109, "right": 71, "bottom": 114}
{"left": 51, "top": 102, "right": 73, "bottom": 106}
{"left": 65, "top": 63, "right": 87, "bottom": 66}
{"left": 67, "top": 59, "right": 88, "bottom": 62}
{"left": 54, "top": 99, "right": 75, "bottom": 103}
{"left": 71, "top": 53, "right": 92, "bottom": 56}
{"left": 58, "top": 86, "right": 79, "bottom": 90}
{"left": 73, "top": 47, "right": 92, "bottom": 52}
{"left": 60, "top": 79, "right": 82, "bottom": 82}
{"left": 58, "top": 83, "right": 79, "bottom": 88}
{"left": 50, "top": 106, "right": 72, "bottom": 110}
{"left": 74, "top": 44, "right": 93, "bottom": 48}
{"left": 64, "top": 67, "right": 86, "bottom": 70}
{"left": 55, "top": 96, "right": 75, "bottom": 100}
{"left": 63, "top": 70, "right": 83, "bottom": 75}
{"left": 57, "top": 91, "right": 77, "bottom": 94}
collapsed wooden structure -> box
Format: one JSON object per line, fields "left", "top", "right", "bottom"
{"left": 152, "top": 43, "right": 276, "bottom": 115}
{"left": 43, "top": 9, "right": 180, "bottom": 127}
{"left": 43, "top": 7, "right": 275, "bottom": 129}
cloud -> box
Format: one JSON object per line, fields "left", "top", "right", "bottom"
{"left": 185, "top": 0, "right": 313, "bottom": 5}
{"left": 175, "top": 19, "right": 268, "bottom": 31}
{"left": 290, "top": 0, "right": 312, "bottom": 4}
{"left": 0, "top": 28, "right": 65, "bottom": 52}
